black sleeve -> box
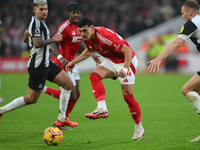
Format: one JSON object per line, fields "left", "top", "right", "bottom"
{"left": 179, "top": 20, "right": 197, "bottom": 36}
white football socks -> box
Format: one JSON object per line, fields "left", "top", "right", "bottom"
{"left": 186, "top": 91, "right": 200, "bottom": 114}
{"left": 42, "top": 86, "right": 48, "bottom": 93}
{"left": 135, "top": 122, "right": 144, "bottom": 131}
{"left": 0, "top": 96, "right": 25, "bottom": 114}
{"left": 97, "top": 100, "right": 108, "bottom": 111}
{"left": 58, "top": 88, "right": 71, "bottom": 122}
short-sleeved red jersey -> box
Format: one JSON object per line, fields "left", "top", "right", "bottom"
{"left": 84, "top": 27, "right": 135, "bottom": 63}
{"left": 54, "top": 19, "right": 82, "bottom": 69}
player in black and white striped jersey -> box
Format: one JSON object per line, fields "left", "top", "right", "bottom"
{"left": 0, "top": 0, "right": 74, "bottom": 128}
{"left": 147, "top": 0, "right": 200, "bottom": 142}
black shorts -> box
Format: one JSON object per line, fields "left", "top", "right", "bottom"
{"left": 28, "top": 61, "right": 62, "bottom": 91}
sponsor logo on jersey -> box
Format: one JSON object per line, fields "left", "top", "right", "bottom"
{"left": 94, "top": 44, "right": 98, "bottom": 49}
{"left": 71, "top": 36, "right": 82, "bottom": 43}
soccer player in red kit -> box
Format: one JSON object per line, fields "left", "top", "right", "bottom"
{"left": 66, "top": 17, "right": 145, "bottom": 140}
{"left": 42, "top": 4, "right": 85, "bottom": 129}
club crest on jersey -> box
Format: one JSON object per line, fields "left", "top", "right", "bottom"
{"left": 99, "top": 45, "right": 103, "bottom": 51}
{"left": 94, "top": 44, "right": 98, "bottom": 49}
{"left": 89, "top": 45, "right": 93, "bottom": 49}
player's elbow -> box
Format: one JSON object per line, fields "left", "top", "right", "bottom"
{"left": 23, "top": 39, "right": 29, "bottom": 44}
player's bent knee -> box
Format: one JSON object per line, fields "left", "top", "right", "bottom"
{"left": 24, "top": 96, "right": 39, "bottom": 105}
{"left": 181, "top": 87, "right": 189, "bottom": 96}
{"left": 62, "top": 81, "right": 73, "bottom": 91}
{"left": 89, "top": 72, "right": 102, "bottom": 82}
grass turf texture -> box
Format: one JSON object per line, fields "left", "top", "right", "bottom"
{"left": 1, "top": 73, "right": 200, "bottom": 150}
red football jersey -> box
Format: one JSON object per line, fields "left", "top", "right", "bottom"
{"left": 54, "top": 19, "right": 82, "bottom": 69}
{"left": 84, "top": 27, "right": 135, "bottom": 63}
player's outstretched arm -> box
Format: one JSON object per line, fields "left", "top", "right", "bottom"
{"left": 32, "top": 34, "right": 62, "bottom": 48}
{"left": 66, "top": 48, "right": 94, "bottom": 71}
{"left": 147, "top": 37, "right": 185, "bottom": 73}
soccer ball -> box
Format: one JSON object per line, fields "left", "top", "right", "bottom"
{"left": 43, "top": 127, "right": 63, "bottom": 146}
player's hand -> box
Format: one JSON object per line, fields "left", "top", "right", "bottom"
{"left": 54, "top": 34, "right": 62, "bottom": 42}
{"left": 92, "top": 55, "right": 101, "bottom": 66}
{"left": 60, "top": 58, "right": 69, "bottom": 68}
{"left": 118, "top": 70, "right": 127, "bottom": 78}
{"left": 66, "top": 62, "right": 75, "bottom": 72}
{"left": 146, "top": 58, "right": 162, "bottom": 73}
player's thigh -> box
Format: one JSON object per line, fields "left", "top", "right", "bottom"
{"left": 94, "top": 66, "right": 114, "bottom": 79}
{"left": 53, "top": 70, "right": 73, "bottom": 90}
{"left": 182, "top": 74, "right": 200, "bottom": 95}
{"left": 121, "top": 84, "right": 134, "bottom": 95}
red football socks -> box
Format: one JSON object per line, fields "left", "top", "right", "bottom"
{"left": 65, "top": 93, "right": 80, "bottom": 118}
{"left": 46, "top": 87, "right": 61, "bottom": 99}
{"left": 123, "top": 94, "right": 141, "bottom": 124}
{"left": 89, "top": 72, "right": 105, "bottom": 102}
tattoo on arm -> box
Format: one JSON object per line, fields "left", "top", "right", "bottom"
{"left": 33, "top": 37, "right": 55, "bottom": 48}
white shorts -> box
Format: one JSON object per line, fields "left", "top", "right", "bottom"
{"left": 100, "top": 55, "right": 138, "bottom": 85}
{"left": 67, "top": 65, "right": 80, "bottom": 86}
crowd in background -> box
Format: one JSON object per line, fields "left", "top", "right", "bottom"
{"left": 0, "top": 0, "right": 187, "bottom": 57}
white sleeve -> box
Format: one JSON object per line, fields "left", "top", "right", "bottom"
{"left": 177, "top": 34, "right": 188, "bottom": 41}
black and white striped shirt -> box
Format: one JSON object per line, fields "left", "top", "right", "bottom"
{"left": 27, "top": 16, "right": 50, "bottom": 68}
{"left": 178, "top": 15, "right": 200, "bottom": 52}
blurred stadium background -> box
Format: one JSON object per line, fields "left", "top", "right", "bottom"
{"left": 0, "top": 0, "right": 200, "bottom": 74}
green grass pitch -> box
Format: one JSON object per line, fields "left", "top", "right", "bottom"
{"left": 0, "top": 73, "right": 200, "bottom": 150}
